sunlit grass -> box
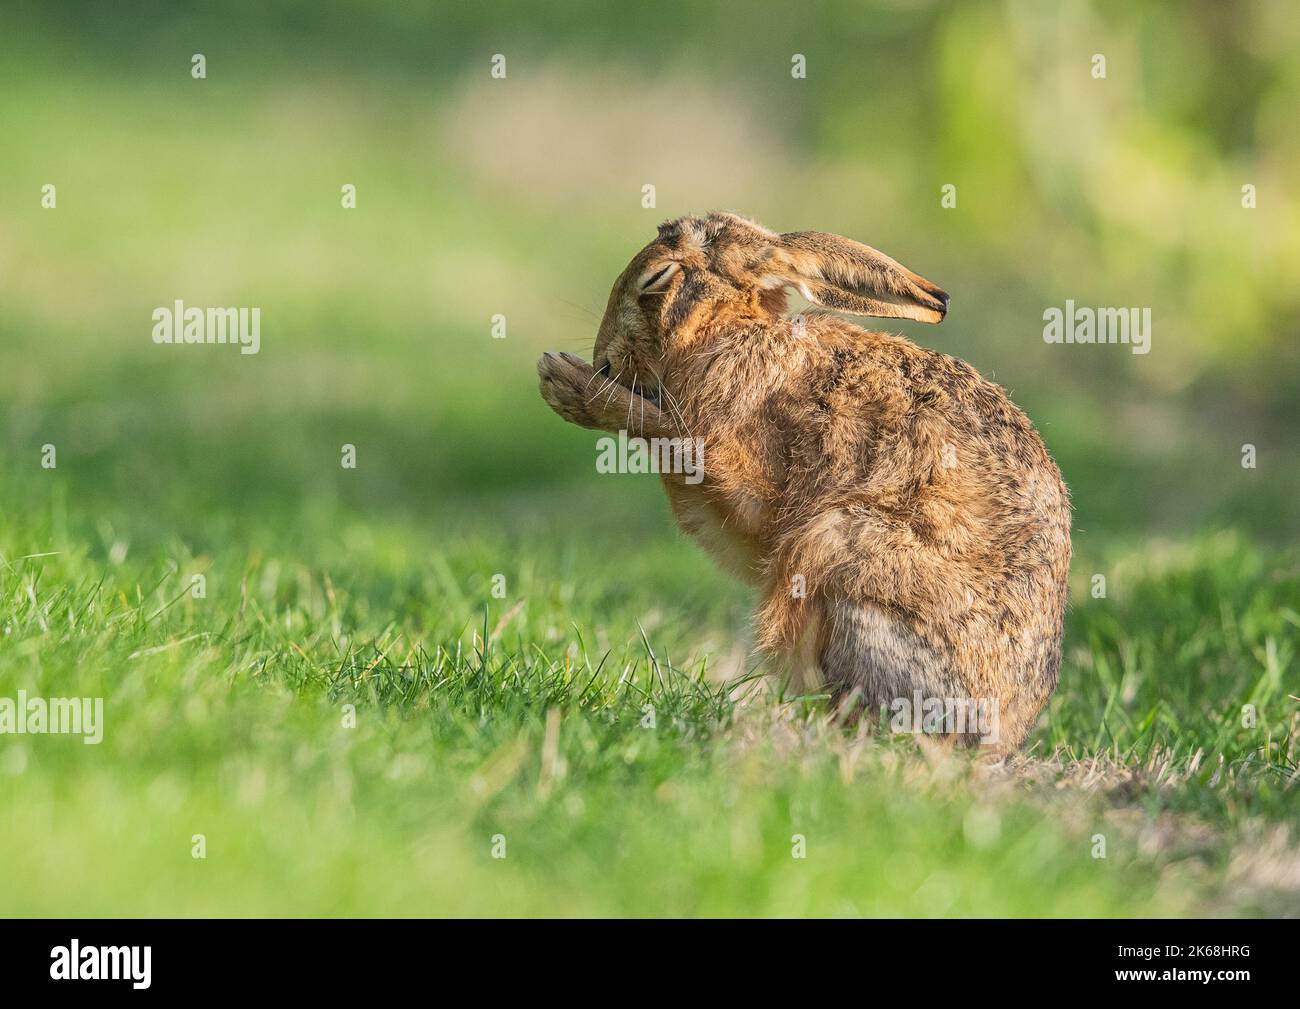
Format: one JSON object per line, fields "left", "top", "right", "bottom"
{"left": 1, "top": 485, "right": 1295, "bottom": 916}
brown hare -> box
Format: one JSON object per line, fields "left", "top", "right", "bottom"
{"left": 538, "top": 212, "right": 1071, "bottom": 752}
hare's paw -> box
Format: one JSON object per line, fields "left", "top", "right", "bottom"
{"left": 537, "top": 351, "right": 609, "bottom": 429}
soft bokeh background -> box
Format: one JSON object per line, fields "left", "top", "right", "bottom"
{"left": 4, "top": 0, "right": 1298, "bottom": 546}
{"left": 1, "top": 1, "right": 1297, "bottom": 916}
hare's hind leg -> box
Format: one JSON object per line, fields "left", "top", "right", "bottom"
{"left": 816, "top": 600, "right": 943, "bottom": 712}
{"left": 816, "top": 600, "right": 988, "bottom": 747}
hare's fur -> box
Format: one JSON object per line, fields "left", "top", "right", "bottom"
{"left": 538, "top": 212, "right": 1071, "bottom": 752}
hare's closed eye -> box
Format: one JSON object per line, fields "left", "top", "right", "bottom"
{"left": 638, "top": 261, "right": 680, "bottom": 293}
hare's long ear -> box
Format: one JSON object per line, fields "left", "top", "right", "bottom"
{"left": 774, "top": 232, "right": 949, "bottom": 323}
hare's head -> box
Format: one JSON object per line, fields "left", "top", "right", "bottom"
{"left": 592, "top": 211, "right": 948, "bottom": 388}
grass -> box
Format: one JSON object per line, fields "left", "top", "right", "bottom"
{"left": 1, "top": 476, "right": 1296, "bottom": 916}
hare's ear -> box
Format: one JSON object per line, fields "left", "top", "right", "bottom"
{"left": 773, "top": 232, "right": 949, "bottom": 323}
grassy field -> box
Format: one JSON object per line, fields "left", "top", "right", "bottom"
{"left": 1, "top": 4, "right": 1298, "bottom": 917}
{"left": 1, "top": 483, "right": 1297, "bottom": 916}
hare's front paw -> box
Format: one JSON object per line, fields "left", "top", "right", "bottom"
{"left": 537, "top": 351, "right": 608, "bottom": 429}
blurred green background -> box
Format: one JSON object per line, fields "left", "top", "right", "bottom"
{"left": 3, "top": 0, "right": 1298, "bottom": 545}
{"left": 1, "top": 1, "right": 1297, "bottom": 917}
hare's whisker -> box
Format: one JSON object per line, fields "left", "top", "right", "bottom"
{"left": 650, "top": 366, "right": 693, "bottom": 444}
{"left": 585, "top": 370, "right": 622, "bottom": 407}
{"left": 598, "top": 370, "right": 625, "bottom": 410}
{"left": 553, "top": 297, "right": 601, "bottom": 319}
